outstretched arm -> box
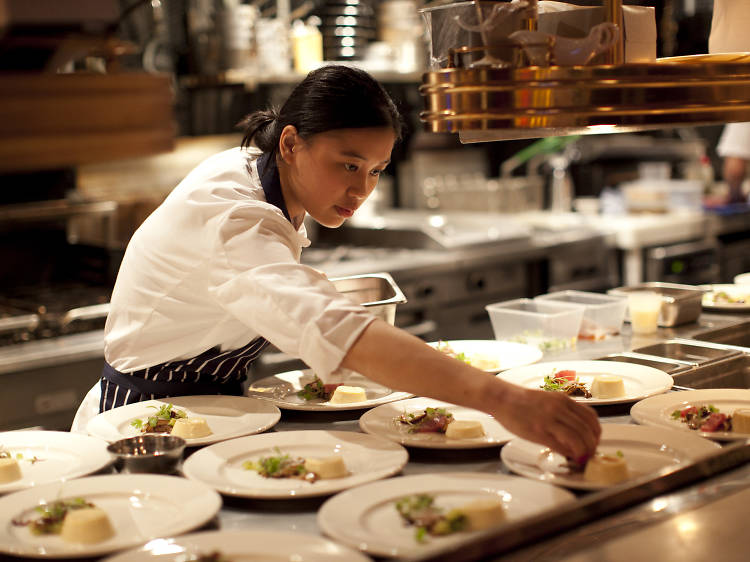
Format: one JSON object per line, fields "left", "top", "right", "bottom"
{"left": 342, "top": 319, "right": 600, "bottom": 461}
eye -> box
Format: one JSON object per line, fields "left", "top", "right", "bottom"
{"left": 344, "top": 163, "right": 358, "bottom": 172}
{"left": 370, "top": 168, "right": 384, "bottom": 177}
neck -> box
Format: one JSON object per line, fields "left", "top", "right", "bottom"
{"left": 275, "top": 154, "right": 305, "bottom": 228}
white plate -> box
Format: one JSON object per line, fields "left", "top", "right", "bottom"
{"left": 0, "top": 473, "right": 221, "bottom": 559}
{"left": 182, "top": 430, "right": 408, "bottom": 499}
{"left": 631, "top": 388, "right": 750, "bottom": 441}
{"left": 103, "top": 529, "right": 373, "bottom": 562}
{"left": 428, "top": 339, "right": 543, "bottom": 372}
{"left": 317, "top": 472, "right": 575, "bottom": 559}
{"left": 496, "top": 360, "right": 673, "bottom": 405}
{"left": 701, "top": 284, "right": 750, "bottom": 311}
{"left": 86, "top": 395, "right": 281, "bottom": 445}
{"left": 247, "top": 369, "right": 413, "bottom": 411}
{"left": 501, "top": 423, "right": 721, "bottom": 491}
{"left": 0, "top": 431, "right": 111, "bottom": 495}
{"left": 359, "top": 398, "right": 516, "bottom": 449}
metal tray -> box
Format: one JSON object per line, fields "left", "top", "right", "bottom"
{"left": 608, "top": 282, "right": 705, "bottom": 327}
{"left": 597, "top": 353, "right": 692, "bottom": 376}
{"left": 632, "top": 339, "right": 741, "bottom": 366}
{"left": 330, "top": 272, "right": 407, "bottom": 326}
{"left": 693, "top": 320, "right": 750, "bottom": 351}
{"left": 672, "top": 354, "right": 750, "bottom": 390}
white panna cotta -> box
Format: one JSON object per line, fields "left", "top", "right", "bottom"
{"left": 328, "top": 385, "right": 367, "bottom": 404}
{"left": 590, "top": 375, "right": 626, "bottom": 399}
{"left": 0, "top": 457, "right": 22, "bottom": 483}
{"left": 171, "top": 417, "right": 212, "bottom": 439}
{"left": 60, "top": 507, "right": 115, "bottom": 544}
{"left": 445, "top": 420, "right": 486, "bottom": 439}
{"left": 304, "top": 455, "right": 349, "bottom": 479}
{"left": 583, "top": 453, "right": 629, "bottom": 485}
{"left": 732, "top": 408, "right": 750, "bottom": 433}
{"left": 460, "top": 498, "right": 507, "bottom": 531}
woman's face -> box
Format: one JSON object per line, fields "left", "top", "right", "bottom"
{"left": 280, "top": 127, "right": 395, "bottom": 228}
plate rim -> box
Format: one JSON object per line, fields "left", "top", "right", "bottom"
{"left": 358, "top": 397, "right": 515, "bottom": 449}
{"left": 496, "top": 359, "right": 674, "bottom": 405}
{"left": 101, "top": 528, "right": 373, "bottom": 562}
{"left": 181, "top": 429, "right": 409, "bottom": 499}
{"left": 0, "top": 430, "right": 112, "bottom": 495}
{"left": 700, "top": 284, "right": 750, "bottom": 310}
{"left": 427, "top": 339, "right": 543, "bottom": 372}
{"left": 86, "top": 395, "right": 281, "bottom": 444}
{"left": 317, "top": 471, "right": 575, "bottom": 558}
{"left": 630, "top": 388, "right": 750, "bottom": 441}
{"left": 0, "top": 473, "right": 222, "bottom": 558}
{"left": 501, "top": 422, "right": 722, "bottom": 490}
{"left": 247, "top": 369, "right": 413, "bottom": 411}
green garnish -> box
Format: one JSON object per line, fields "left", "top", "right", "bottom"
{"left": 616, "top": 450, "right": 624, "bottom": 458}
{"left": 242, "top": 447, "right": 309, "bottom": 480}
{"left": 11, "top": 498, "right": 94, "bottom": 535}
{"left": 130, "top": 403, "right": 186, "bottom": 433}
{"left": 395, "top": 494, "right": 468, "bottom": 542}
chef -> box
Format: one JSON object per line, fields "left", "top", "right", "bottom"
{"left": 72, "top": 65, "right": 600, "bottom": 461}
{"left": 710, "top": 0, "right": 750, "bottom": 204}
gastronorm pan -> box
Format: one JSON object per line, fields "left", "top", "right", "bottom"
{"left": 632, "top": 339, "right": 742, "bottom": 366}
{"left": 608, "top": 282, "right": 705, "bottom": 327}
{"left": 597, "top": 353, "right": 693, "bottom": 376}
{"left": 330, "top": 272, "right": 407, "bottom": 326}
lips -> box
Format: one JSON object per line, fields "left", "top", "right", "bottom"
{"left": 335, "top": 206, "right": 354, "bottom": 218}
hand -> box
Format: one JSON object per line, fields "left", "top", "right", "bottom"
{"left": 492, "top": 383, "right": 601, "bottom": 461}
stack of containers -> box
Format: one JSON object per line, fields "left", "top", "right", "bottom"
{"left": 317, "top": 0, "right": 377, "bottom": 61}
{"left": 534, "top": 290, "right": 628, "bottom": 341}
{"left": 485, "top": 298, "right": 584, "bottom": 353}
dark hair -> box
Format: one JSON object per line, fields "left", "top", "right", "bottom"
{"left": 238, "top": 65, "right": 403, "bottom": 153}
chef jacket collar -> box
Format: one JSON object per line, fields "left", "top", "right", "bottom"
{"left": 257, "top": 152, "right": 292, "bottom": 223}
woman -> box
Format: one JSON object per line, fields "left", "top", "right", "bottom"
{"left": 73, "top": 65, "right": 599, "bottom": 460}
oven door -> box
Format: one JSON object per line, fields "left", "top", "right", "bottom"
{"left": 645, "top": 239, "right": 720, "bottom": 285}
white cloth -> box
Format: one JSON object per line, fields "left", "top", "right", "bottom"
{"left": 717, "top": 122, "right": 750, "bottom": 160}
{"left": 104, "top": 146, "right": 376, "bottom": 379}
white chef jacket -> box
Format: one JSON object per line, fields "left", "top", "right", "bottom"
{"left": 709, "top": 1, "right": 750, "bottom": 163}
{"left": 104, "top": 146, "right": 376, "bottom": 379}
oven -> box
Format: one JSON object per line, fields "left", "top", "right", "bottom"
{"left": 643, "top": 239, "right": 720, "bottom": 285}
{"left": 0, "top": 191, "right": 119, "bottom": 431}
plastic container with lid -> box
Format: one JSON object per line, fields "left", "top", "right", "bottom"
{"left": 485, "top": 298, "right": 584, "bottom": 353}
{"left": 534, "top": 290, "right": 628, "bottom": 341}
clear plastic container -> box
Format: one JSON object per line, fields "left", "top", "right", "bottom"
{"left": 485, "top": 298, "right": 584, "bottom": 353}
{"left": 534, "top": 290, "right": 628, "bottom": 341}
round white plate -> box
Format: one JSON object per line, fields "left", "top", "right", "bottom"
{"left": 103, "top": 529, "right": 373, "bottom": 562}
{"left": 247, "top": 369, "right": 413, "bottom": 411}
{"left": 496, "top": 360, "right": 673, "bottom": 405}
{"left": 359, "top": 398, "right": 515, "bottom": 449}
{"left": 700, "top": 284, "right": 750, "bottom": 311}
{"left": 501, "top": 423, "right": 721, "bottom": 491}
{"left": 428, "top": 340, "right": 543, "bottom": 373}
{"left": 0, "top": 473, "right": 221, "bottom": 559}
{"left": 631, "top": 388, "right": 750, "bottom": 441}
{"left": 0, "top": 431, "right": 111, "bottom": 495}
{"left": 86, "top": 395, "right": 281, "bottom": 445}
{"left": 317, "top": 472, "right": 575, "bottom": 559}
{"left": 182, "top": 430, "right": 408, "bottom": 499}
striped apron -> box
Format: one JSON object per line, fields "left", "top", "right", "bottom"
{"left": 99, "top": 151, "right": 288, "bottom": 412}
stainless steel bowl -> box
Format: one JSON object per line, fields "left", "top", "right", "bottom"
{"left": 107, "top": 434, "right": 186, "bottom": 474}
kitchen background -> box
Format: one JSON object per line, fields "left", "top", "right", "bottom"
{"left": 1, "top": 0, "right": 748, "bottom": 431}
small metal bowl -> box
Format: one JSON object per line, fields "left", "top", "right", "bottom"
{"left": 107, "top": 434, "right": 186, "bottom": 474}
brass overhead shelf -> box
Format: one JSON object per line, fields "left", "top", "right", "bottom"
{"left": 419, "top": 53, "right": 750, "bottom": 142}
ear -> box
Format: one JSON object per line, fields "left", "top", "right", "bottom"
{"left": 278, "top": 125, "right": 299, "bottom": 163}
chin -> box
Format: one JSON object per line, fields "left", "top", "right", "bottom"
{"left": 315, "top": 215, "right": 346, "bottom": 229}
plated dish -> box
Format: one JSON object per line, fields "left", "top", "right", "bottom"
{"left": 247, "top": 369, "right": 412, "bottom": 411}
{"left": 181, "top": 429, "right": 408, "bottom": 499}
{"left": 496, "top": 360, "right": 673, "bottom": 405}
{"left": 0, "top": 473, "right": 221, "bottom": 558}
{"left": 700, "top": 284, "right": 750, "bottom": 311}
{"left": 0, "top": 431, "right": 111, "bottom": 495}
{"left": 317, "top": 472, "right": 574, "bottom": 558}
{"left": 428, "top": 340, "right": 543, "bottom": 373}
{"left": 86, "top": 395, "right": 281, "bottom": 445}
{"left": 501, "top": 423, "right": 721, "bottom": 491}
{"left": 631, "top": 388, "right": 750, "bottom": 441}
{"left": 102, "top": 529, "right": 372, "bottom": 562}
{"left": 359, "top": 398, "right": 515, "bottom": 449}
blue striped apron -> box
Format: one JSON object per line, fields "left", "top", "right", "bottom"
{"left": 99, "top": 151, "right": 289, "bottom": 412}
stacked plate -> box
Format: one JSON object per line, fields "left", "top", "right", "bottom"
{"left": 317, "top": 0, "right": 377, "bottom": 60}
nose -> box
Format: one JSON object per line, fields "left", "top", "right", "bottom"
{"left": 348, "top": 173, "right": 375, "bottom": 200}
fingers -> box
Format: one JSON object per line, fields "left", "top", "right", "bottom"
{"left": 536, "top": 392, "right": 601, "bottom": 459}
